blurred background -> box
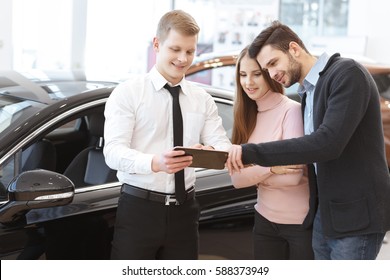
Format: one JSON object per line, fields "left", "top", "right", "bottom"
{"left": 0, "top": 0, "right": 389, "bottom": 82}
{"left": 0, "top": 0, "right": 390, "bottom": 261}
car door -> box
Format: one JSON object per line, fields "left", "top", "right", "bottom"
{"left": 0, "top": 96, "right": 122, "bottom": 259}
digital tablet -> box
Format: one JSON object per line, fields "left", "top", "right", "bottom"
{"left": 174, "top": 147, "right": 228, "bottom": 170}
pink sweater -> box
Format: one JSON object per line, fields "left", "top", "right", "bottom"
{"left": 231, "top": 92, "right": 309, "bottom": 224}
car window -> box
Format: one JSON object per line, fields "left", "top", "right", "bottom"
{"left": 0, "top": 103, "right": 112, "bottom": 202}
{"left": 187, "top": 65, "right": 236, "bottom": 91}
{"left": 0, "top": 139, "right": 58, "bottom": 202}
{"left": 215, "top": 100, "right": 233, "bottom": 141}
{"left": 373, "top": 73, "right": 390, "bottom": 100}
{"left": 0, "top": 155, "right": 15, "bottom": 200}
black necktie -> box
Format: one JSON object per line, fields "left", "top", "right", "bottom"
{"left": 164, "top": 83, "right": 186, "bottom": 204}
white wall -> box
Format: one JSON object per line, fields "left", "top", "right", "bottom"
{"left": 1, "top": 0, "right": 390, "bottom": 70}
{"left": 348, "top": 0, "right": 390, "bottom": 64}
{"left": 0, "top": 0, "right": 13, "bottom": 70}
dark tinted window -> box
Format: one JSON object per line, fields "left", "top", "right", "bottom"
{"left": 373, "top": 73, "right": 390, "bottom": 100}
{"left": 0, "top": 156, "right": 14, "bottom": 200}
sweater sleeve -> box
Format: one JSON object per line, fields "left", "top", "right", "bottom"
{"left": 231, "top": 165, "right": 272, "bottom": 188}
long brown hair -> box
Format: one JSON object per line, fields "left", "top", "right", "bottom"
{"left": 232, "top": 46, "right": 284, "bottom": 144}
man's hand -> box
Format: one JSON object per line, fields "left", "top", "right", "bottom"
{"left": 152, "top": 148, "right": 192, "bottom": 173}
{"left": 226, "top": 144, "right": 244, "bottom": 175}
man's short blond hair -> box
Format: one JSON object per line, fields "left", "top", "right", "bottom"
{"left": 156, "top": 10, "right": 200, "bottom": 42}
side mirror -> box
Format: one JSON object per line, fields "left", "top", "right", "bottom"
{"left": 0, "top": 169, "right": 75, "bottom": 224}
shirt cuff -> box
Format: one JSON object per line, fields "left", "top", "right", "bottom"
{"left": 134, "top": 153, "right": 155, "bottom": 174}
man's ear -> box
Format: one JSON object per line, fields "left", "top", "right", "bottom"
{"left": 152, "top": 37, "right": 159, "bottom": 52}
{"left": 288, "top": 41, "right": 301, "bottom": 57}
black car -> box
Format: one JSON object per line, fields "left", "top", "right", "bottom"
{"left": 0, "top": 70, "right": 256, "bottom": 259}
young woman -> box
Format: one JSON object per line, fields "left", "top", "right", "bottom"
{"left": 231, "top": 46, "right": 313, "bottom": 260}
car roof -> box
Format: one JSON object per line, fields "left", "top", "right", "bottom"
{"left": 0, "top": 70, "right": 117, "bottom": 104}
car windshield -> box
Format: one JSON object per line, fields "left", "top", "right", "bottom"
{"left": 0, "top": 96, "right": 43, "bottom": 135}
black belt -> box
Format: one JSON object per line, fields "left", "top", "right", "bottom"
{"left": 121, "top": 184, "right": 195, "bottom": 205}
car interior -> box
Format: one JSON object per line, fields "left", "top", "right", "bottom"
{"left": 0, "top": 105, "right": 117, "bottom": 200}
{"left": 62, "top": 113, "right": 117, "bottom": 188}
{"left": 21, "top": 139, "right": 57, "bottom": 173}
{"left": 0, "top": 106, "right": 117, "bottom": 259}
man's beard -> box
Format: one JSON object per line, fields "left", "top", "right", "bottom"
{"left": 284, "top": 53, "right": 302, "bottom": 88}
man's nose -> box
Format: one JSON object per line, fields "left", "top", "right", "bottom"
{"left": 178, "top": 53, "right": 187, "bottom": 63}
{"left": 268, "top": 69, "right": 277, "bottom": 80}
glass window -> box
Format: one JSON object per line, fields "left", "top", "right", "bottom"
{"left": 187, "top": 65, "right": 236, "bottom": 91}
{"left": 215, "top": 101, "right": 233, "bottom": 141}
{"left": 322, "top": 0, "right": 349, "bottom": 36}
{"left": 12, "top": 0, "right": 73, "bottom": 71}
{"left": 84, "top": 0, "right": 169, "bottom": 81}
{"left": 280, "top": 0, "right": 349, "bottom": 42}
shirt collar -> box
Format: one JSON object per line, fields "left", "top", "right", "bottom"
{"left": 298, "top": 52, "right": 330, "bottom": 96}
{"left": 150, "top": 66, "right": 189, "bottom": 95}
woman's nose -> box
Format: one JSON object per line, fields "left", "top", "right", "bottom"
{"left": 245, "top": 76, "right": 253, "bottom": 85}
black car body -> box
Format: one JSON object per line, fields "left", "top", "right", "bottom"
{"left": 0, "top": 70, "right": 256, "bottom": 259}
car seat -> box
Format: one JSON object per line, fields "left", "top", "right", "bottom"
{"left": 63, "top": 113, "right": 117, "bottom": 188}
{"left": 22, "top": 139, "right": 57, "bottom": 172}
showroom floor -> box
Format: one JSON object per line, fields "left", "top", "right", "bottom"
{"left": 199, "top": 220, "right": 253, "bottom": 260}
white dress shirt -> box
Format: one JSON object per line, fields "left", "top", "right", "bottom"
{"left": 103, "top": 66, "right": 231, "bottom": 193}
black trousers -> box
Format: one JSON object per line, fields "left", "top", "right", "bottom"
{"left": 253, "top": 211, "right": 314, "bottom": 260}
{"left": 110, "top": 191, "right": 200, "bottom": 260}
